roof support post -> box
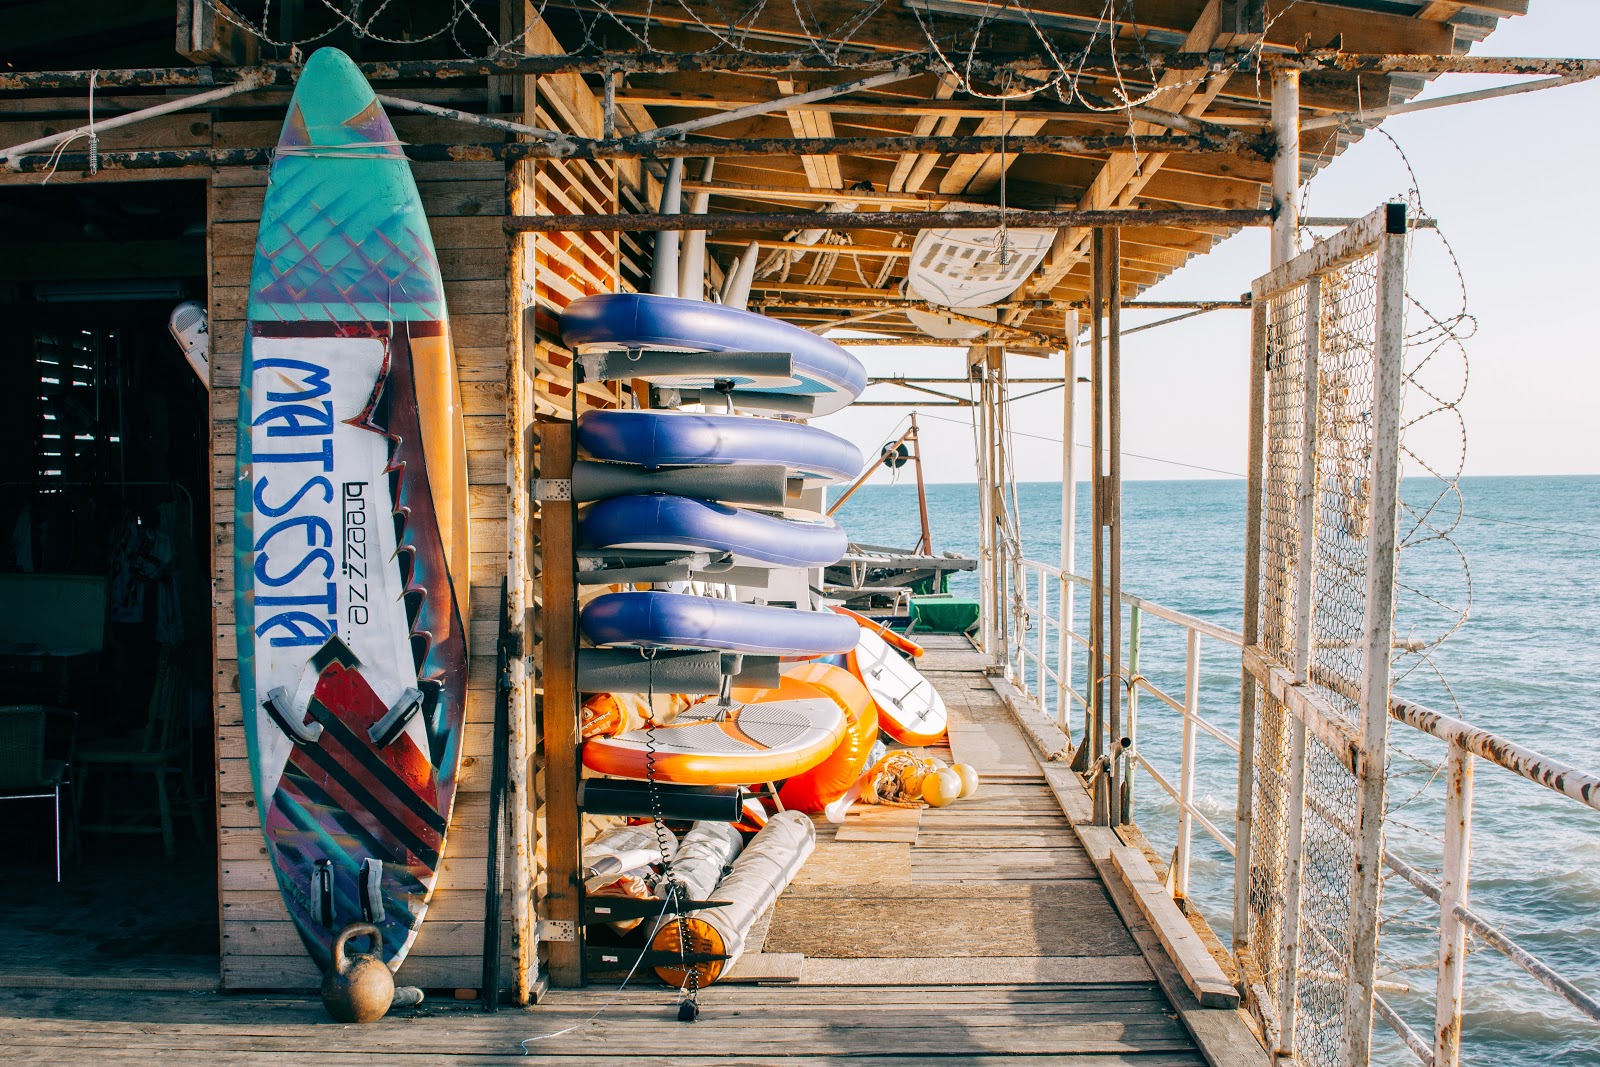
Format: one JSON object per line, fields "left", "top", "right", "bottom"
{"left": 1105, "top": 227, "right": 1125, "bottom": 829}
{"left": 1271, "top": 69, "right": 1301, "bottom": 266}
{"left": 1084, "top": 229, "right": 1106, "bottom": 800}
{"left": 1059, "top": 312, "right": 1080, "bottom": 736}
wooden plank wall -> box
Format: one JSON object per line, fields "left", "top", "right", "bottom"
{"left": 516, "top": 17, "right": 643, "bottom": 988}
{"left": 208, "top": 112, "right": 517, "bottom": 990}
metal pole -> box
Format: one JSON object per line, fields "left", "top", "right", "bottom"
{"left": 1235, "top": 283, "right": 1271, "bottom": 957}
{"left": 0, "top": 73, "right": 270, "bottom": 165}
{"left": 1301, "top": 69, "right": 1599, "bottom": 131}
{"left": 1060, "top": 314, "right": 1079, "bottom": 731}
{"left": 1276, "top": 269, "right": 1324, "bottom": 1050}
{"left": 501, "top": 205, "right": 1273, "bottom": 231}
{"left": 1275, "top": 715, "right": 1311, "bottom": 1063}
{"left": 976, "top": 350, "right": 996, "bottom": 659}
{"left": 1176, "top": 631, "right": 1202, "bottom": 902}
{"left": 1107, "top": 227, "right": 1124, "bottom": 829}
{"left": 910, "top": 413, "right": 934, "bottom": 556}
{"left": 1037, "top": 565, "right": 1049, "bottom": 702}
{"left": 1270, "top": 69, "right": 1301, "bottom": 268}
{"left": 1086, "top": 229, "right": 1106, "bottom": 792}
{"left": 1122, "top": 604, "right": 1140, "bottom": 823}
{"left": 377, "top": 93, "right": 562, "bottom": 140}
{"left": 8, "top": 51, "right": 1598, "bottom": 92}
{"left": 1344, "top": 202, "right": 1409, "bottom": 1066}
{"left": 1434, "top": 744, "right": 1475, "bottom": 1067}
{"left": 637, "top": 67, "right": 915, "bottom": 141}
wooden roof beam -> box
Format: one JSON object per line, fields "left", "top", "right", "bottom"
{"left": 910, "top": 0, "right": 1456, "bottom": 57}
{"left": 503, "top": 207, "right": 1272, "bottom": 233}
{"left": 1020, "top": 0, "right": 1256, "bottom": 304}
{"left": 889, "top": 76, "right": 958, "bottom": 194}
{"left": 776, "top": 78, "right": 845, "bottom": 191}
{"left": 936, "top": 111, "right": 1046, "bottom": 197}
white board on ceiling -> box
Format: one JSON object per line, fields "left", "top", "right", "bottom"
{"left": 906, "top": 305, "right": 996, "bottom": 339}
{"left": 905, "top": 222, "right": 1055, "bottom": 308}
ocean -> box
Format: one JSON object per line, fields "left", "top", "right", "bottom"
{"left": 829, "top": 475, "right": 1600, "bottom": 1065}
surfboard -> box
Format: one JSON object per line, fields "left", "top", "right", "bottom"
{"left": 576, "top": 409, "right": 863, "bottom": 485}
{"left": 559, "top": 293, "right": 867, "bottom": 415}
{"left": 903, "top": 210, "right": 1055, "bottom": 309}
{"left": 847, "top": 629, "right": 948, "bottom": 746}
{"left": 580, "top": 494, "right": 847, "bottom": 569}
{"left": 581, "top": 591, "right": 859, "bottom": 657}
{"left": 234, "top": 47, "right": 469, "bottom": 972}
{"left": 582, "top": 675, "right": 846, "bottom": 785}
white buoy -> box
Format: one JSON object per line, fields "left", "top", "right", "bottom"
{"left": 649, "top": 158, "right": 685, "bottom": 298}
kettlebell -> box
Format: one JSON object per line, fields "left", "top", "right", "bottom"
{"left": 321, "top": 923, "right": 395, "bottom": 1024}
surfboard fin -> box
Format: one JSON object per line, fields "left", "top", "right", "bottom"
{"left": 263, "top": 686, "right": 324, "bottom": 745}
{"left": 368, "top": 686, "right": 424, "bottom": 747}
{"left": 313, "top": 859, "right": 335, "bottom": 928}
{"left": 359, "top": 857, "right": 386, "bottom": 923}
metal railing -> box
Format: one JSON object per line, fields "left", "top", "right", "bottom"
{"left": 1008, "top": 557, "right": 1243, "bottom": 903}
{"left": 1002, "top": 556, "right": 1600, "bottom": 1067}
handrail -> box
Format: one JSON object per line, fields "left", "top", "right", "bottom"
{"left": 1022, "top": 559, "right": 1245, "bottom": 647}
{"left": 1389, "top": 697, "right": 1600, "bottom": 812}
{"left": 1002, "top": 556, "right": 1600, "bottom": 1066}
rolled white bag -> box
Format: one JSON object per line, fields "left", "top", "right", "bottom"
{"left": 649, "top": 810, "right": 815, "bottom": 987}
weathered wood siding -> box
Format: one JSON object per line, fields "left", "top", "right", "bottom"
{"left": 208, "top": 113, "right": 515, "bottom": 990}
{"left": 515, "top": 23, "right": 640, "bottom": 988}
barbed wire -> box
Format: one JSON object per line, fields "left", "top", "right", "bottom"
{"left": 190, "top": 0, "right": 1306, "bottom": 159}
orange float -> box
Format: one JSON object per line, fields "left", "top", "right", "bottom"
{"left": 831, "top": 604, "right": 925, "bottom": 658}
{"left": 776, "top": 663, "right": 879, "bottom": 813}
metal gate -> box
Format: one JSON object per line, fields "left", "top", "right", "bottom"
{"left": 1236, "top": 203, "right": 1410, "bottom": 1066}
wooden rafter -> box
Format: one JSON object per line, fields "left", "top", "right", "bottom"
{"left": 1018, "top": 0, "right": 1257, "bottom": 308}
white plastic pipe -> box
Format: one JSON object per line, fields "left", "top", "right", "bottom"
{"left": 722, "top": 239, "right": 761, "bottom": 311}
{"left": 679, "top": 159, "right": 716, "bottom": 301}
{"left": 650, "top": 158, "right": 685, "bottom": 297}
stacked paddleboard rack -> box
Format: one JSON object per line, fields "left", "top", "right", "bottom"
{"left": 544, "top": 211, "right": 870, "bottom": 983}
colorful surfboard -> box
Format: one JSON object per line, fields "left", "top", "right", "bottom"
{"left": 234, "top": 48, "right": 469, "bottom": 972}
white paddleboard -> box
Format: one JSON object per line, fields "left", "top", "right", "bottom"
{"left": 905, "top": 210, "right": 1055, "bottom": 308}
{"left": 847, "top": 629, "right": 948, "bottom": 746}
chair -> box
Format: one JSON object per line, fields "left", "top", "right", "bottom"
{"left": 0, "top": 705, "right": 74, "bottom": 881}
{"left": 76, "top": 648, "right": 203, "bottom": 860}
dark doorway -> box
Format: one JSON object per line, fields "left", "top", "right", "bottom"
{"left": 0, "top": 180, "right": 218, "bottom": 989}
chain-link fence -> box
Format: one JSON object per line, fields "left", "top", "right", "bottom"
{"left": 1243, "top": 204, "right": 1409, "bottom": 1065}
{"left": 1247, "top": 282, "right": 1311, "bottom": 1025}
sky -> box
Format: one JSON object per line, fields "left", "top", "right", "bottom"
{"left": 812, "top": 1, "right": 1600, "bottom": 483}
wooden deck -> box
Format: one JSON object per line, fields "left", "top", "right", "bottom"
{"left": 0, "top": 636, "right": 1261, "bottom": 1065}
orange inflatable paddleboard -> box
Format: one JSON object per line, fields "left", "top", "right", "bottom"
{"left": 580, "top": 675, "right": 845, "bottom": 785}
{"left": 832, "top": 605, "right": 925, "bottom": 658}
{"left": 777, "top": 663, "right": 879, "bottom": 813}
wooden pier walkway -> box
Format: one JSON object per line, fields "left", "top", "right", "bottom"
{"left": 0, "top": 636, "right": 1260, "bottom": 1065}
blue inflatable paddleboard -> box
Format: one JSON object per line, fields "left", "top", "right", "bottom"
{"left": 560, "top": 294, "right": 867, "bottom": 416}
{"left": 581, "top": 592, "right": 860, "bottom": 656}
{"left": 580, "top": 495, "right": 847, "bottom": 569}
{"left": 576, "top": 409, "right": 863, "bottom": 484}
